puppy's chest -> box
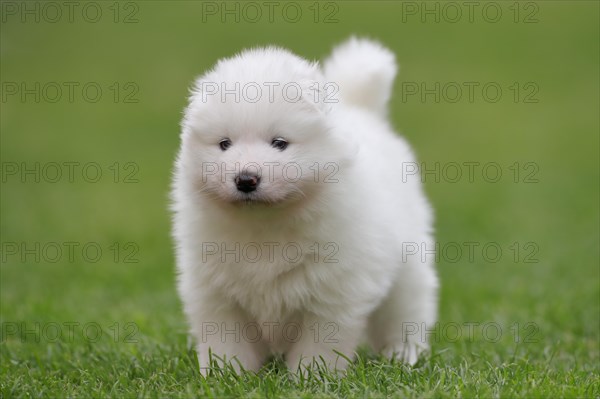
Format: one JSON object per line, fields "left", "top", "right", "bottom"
{"left": 203, "top": 241, "right": 322, "bottom": 320}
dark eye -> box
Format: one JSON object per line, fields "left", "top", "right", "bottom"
{"left": 219, "top": 138, "right": 232, "bottom": 151}
{"left": 271, "top": 138, "right": 288, "bottom": 151}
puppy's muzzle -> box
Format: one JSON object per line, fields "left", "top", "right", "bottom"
{"left": 235, "top": 173, "right": 260, "bottom": 193}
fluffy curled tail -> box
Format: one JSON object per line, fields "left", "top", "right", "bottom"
{"left": 323, "top": 37, "right": 397, "bottom": 117}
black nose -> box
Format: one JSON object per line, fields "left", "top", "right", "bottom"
{"left": 235, "top": 173, "right": 260, "bottom": 193}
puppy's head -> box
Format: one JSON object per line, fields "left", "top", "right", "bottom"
{"left": 179, "top": 47, "right": 347, "bottom": 208}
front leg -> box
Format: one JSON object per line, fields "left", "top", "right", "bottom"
{"left": 367, "top": 259, "right": 438, "bottom": 365}
{"left": 189, "top": 305, "right": 268, "bottom": 376}
{"left": 285, "top": 313, "right": 365, "bottom": 374}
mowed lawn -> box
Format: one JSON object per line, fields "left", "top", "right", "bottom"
{"left": 1, "top": 1, "right": 598, "bottom": 397}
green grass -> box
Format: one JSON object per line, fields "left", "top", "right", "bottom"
{"left": 1, "top": 1, "right": 599, "bottom": 397}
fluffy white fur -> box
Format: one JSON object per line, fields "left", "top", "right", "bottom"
{"left": 171, "top": 37, "right": 438, "bottom": 375}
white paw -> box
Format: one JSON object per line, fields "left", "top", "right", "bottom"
{"left": 383, "top": 342, "right": 427, "bottom": 365}
{"left": 286, "top": 348, "right": 353, "bottom": 374}
{"left": 196, "top": 344, "right": 263, "bottom": 376}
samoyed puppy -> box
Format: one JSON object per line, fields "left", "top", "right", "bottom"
{"left": 171, "top": 37, "right": 438, "bottom": 375}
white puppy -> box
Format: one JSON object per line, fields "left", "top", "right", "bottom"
{"left": 171, "top": 37, "right": 438, "bottom": 375}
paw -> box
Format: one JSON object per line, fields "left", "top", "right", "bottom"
{"left": 196, "top": 344, "right": 263, "bottom": 376}
{"left": 382, "top": 342, "right": 427, "bottom": 365}
{"left": 286, "top": 349, "right": 353, "bottom": 375}
{"left": 197, "top": 351, "right": 244, "bottom": 376}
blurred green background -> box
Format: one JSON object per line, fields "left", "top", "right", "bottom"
{"left": 1, "top": 1, "right": 598, "bottom": 396}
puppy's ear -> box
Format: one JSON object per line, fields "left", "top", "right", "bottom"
{"left": 188, "top": 75, "right": 217, "bottom": 107}
{"left": 300, "top": 80, "right": 333, "bottom": 115}
{"left": 180, "top": 74, "right": 216, "bottom": 138}
{"left": 299, "top": 79, "right": 334, "bottom": 115}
